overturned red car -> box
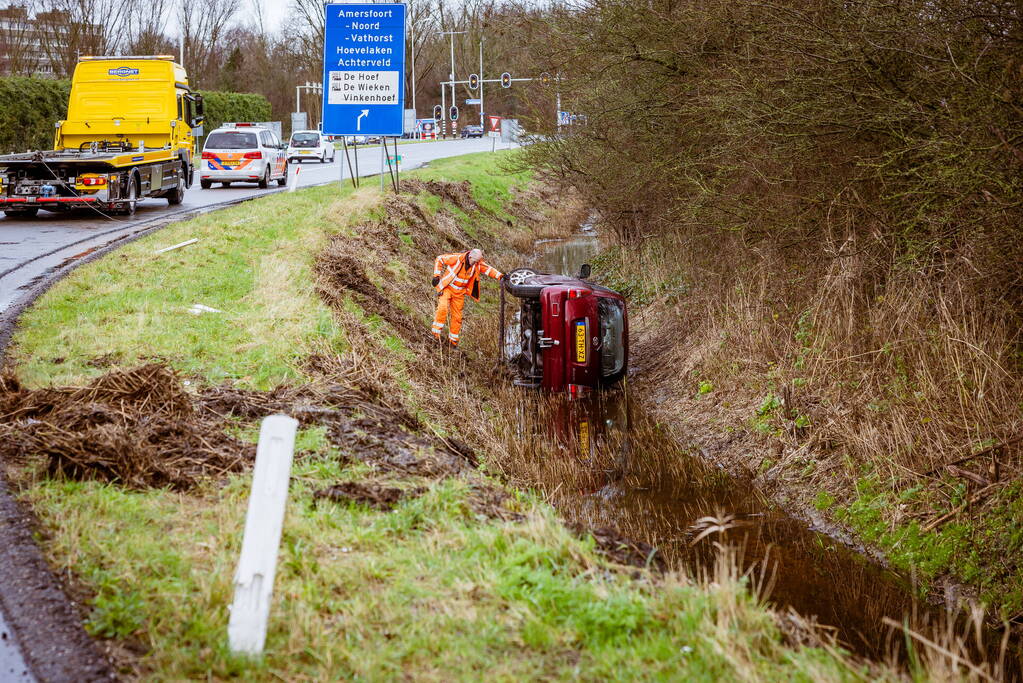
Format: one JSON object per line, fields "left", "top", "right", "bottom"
{"left": 503, "top": 264, "right": 628, "bottom": 392}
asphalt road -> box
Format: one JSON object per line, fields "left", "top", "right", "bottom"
{"left": 0, "top": 135, "right": 512, "bottom": 681}
{"left": 0, "top": 137, "right": 510, "bottom": 314}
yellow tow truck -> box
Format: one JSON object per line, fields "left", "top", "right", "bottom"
{"left": 0, "top": 55, "right": 204, "bottom": 218}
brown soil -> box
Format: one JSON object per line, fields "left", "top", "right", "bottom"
{"left": 401, "top": 178, "right": 481, "bottom": 214}
{"left": 0, "top": 364, "right": 252, "bottom": 489}
{"left": 314, "top": 481, "right": 427, "bottom": 510}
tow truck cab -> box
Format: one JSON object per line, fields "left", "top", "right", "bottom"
{"left": 505, "top": 267, "right": 629, "bottom": 392}
{"left": 56, "top": 56, "right": 203, "bottom": 158}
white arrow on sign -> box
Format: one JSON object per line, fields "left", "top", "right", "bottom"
{"left": 356, "top": 109, "right": 369, "bottom": 131}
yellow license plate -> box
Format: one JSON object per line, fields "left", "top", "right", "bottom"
{"left": 578, "top": 420, "right": 590, "bottom": 455}
{"left": 575, "top": 321, "right": 586, "bottom": 363}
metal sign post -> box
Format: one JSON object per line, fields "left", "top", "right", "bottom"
{"left": 322, "top": 2, "right": 406, "bottom": 191}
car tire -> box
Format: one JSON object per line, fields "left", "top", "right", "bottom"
{"left": 258, "top": 165, "right": 270, "bottom": 189}
{"left": 4, "top": 207, "right": 39, "bottom": 219}
{"left": 221, "top": 182, "right": 232, "bottom": 188}
{"left": 200, "top": 179, "right": 212, "bottom": 189}
{"left": 277, "top": 163, "right": 288, "bottom": 187}
{"left": 504, "top": 268, "right": 546, "bottom": 298}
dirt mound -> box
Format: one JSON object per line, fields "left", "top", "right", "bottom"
{"left": 402, "top": 178, "right": 481, "bottom": 214}
{"left": 314, "top": 246, "right": 427, "bottom": 345}
{"left": 314, "top": 481, "right": 427, "bottom": 510}
{"left": 0, "top": 364, "right": 252, "bottom": 489}
{"left": 327, "top": 416, "right": 473, "bottom": 477}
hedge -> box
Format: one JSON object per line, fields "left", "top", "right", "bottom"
{"left": 0, "top": 77, "right": 271, "bottom": 154}
{"left": 195, "top": 90, "right": 272, "bottom": 140}
{"left": 0, "top": 78, "right": 71, "bottom": 154}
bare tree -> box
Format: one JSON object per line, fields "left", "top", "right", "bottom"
{"left": 180, "top": 0, "right": 238, "bottom": 88}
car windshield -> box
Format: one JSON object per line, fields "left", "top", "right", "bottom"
{"left": 599, "top": 297, "right": 626, "bottom": 376}
{"left": 205, "top": 131, "right": 257, "bottom": 149}
{"left": 291, "top": 132, "right": 319, "bottom": 147}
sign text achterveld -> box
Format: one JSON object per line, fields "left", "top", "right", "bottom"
{"left": 322, "top": 4, "right": 407, "bottom": 136}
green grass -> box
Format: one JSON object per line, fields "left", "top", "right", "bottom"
{"left": 4, "top": 150, "right": 886, "bottom": 679}
{"left": 24, "top": 466, "right": 866, "bottom": 681}
{"left": 832, "top": 475, "right": 1023, "bottom": 616}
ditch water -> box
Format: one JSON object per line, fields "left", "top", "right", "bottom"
{"left": 503, "top": 225, "right": 1017, "bottom": 670}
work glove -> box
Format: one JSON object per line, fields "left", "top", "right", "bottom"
{"left": 432, "top": 276, "right": 439, "bottom": 287}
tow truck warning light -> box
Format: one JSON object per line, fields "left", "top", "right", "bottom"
{"left": 500, "top": 72, "right": 511, "bottom": 88}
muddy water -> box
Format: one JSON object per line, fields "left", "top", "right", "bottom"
{"left": 505, "top": 230, "right": 1012, "bottom": 667}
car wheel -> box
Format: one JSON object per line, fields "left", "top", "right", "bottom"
{"left": 504, "top": 268, "right": 546, "bottom": 298}
{"left": 258, "top": 165, "right": 270, "bottom": 189}
{"left": 3, "top": 207, "right": 39, "bottom": 218}
{"left": 200, "top": 179, "right": 212, "bottom": 189}
{"left": 221, "top": 182, "right": 232, "bottom": 188}
{"left": 277, "top": 163, "right": 288, "bottom": 187}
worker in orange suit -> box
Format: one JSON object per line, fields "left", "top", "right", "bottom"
{"left": 431, "top": 248, "right": 503, "bottom": 347}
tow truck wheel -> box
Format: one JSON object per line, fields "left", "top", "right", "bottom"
{"left": 258, "top": 165, "right": 270, "bottom": 189}
{"left": 121, "top": 176, "right": 138, "bottom": 216}
{"left": 200, "top": 179, "right": 212, "bottom": 189}
{"left": 167, "top": 165, "right": 187, "bottom": 205}
{"left": 3, "top": 207, "right": 39, "bottom": 219}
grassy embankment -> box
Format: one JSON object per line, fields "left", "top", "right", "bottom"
{"left": 3, "top": 152, "right": 891, "bottom": 680}
{"left": 592, "top": 234, "right": 1023, "bottom": 623}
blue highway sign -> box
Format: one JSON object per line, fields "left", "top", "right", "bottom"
{"left": 322, "top": 3, "right": 406, "bottom": 137}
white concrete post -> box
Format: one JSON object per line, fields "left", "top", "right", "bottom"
{"left": 289, "top": 164, "right": 301, "bottom": 193}
{"left": 227, "top": 415, "right": 298, "bottom": 656}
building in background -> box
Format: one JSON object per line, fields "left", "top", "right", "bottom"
{"left": 0, "top": 3, "right": 102, "bottom": 78}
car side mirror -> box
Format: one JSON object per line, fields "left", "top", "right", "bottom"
{"left": 577, "top": 263, "right": 591, "bottom": 279}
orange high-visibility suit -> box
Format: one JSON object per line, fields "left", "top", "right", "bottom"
{"left": 432, "top": 251, "right": 503, "bottom": 346}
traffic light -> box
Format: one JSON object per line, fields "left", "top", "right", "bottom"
{"left": 433, "top": 104, "right": 442, "bottom": 120}
{"left": 468, "top": 73, "right": 479, "bottom": 90}
{"left": 539, "top": 72, "right": 551, "bottom": 86}
{"left": 449, "top": 106, "right": 459, "bottom": 121}
{"left": 500, "top": 72, "right": 511, "bottom": 88}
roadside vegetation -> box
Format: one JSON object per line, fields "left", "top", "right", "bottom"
{"left": 516, "top": 0, "right": 1023, "bottom": 626}
{"left": 0, "top": 152, "right": 897, "bottom": 679}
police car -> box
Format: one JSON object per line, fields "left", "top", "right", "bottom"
{"left": 287, "top": 130, "right": 336, "bottom": 163}
{"left": 199, "top": 123, "right": 288, "bottom": 189}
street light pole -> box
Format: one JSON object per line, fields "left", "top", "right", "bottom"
{"left": 479, "top": 36, "right": 484, "bottom": 128}
{"left": 438, "top": 30, "right": 465, "bottom": 138}
{"left": 409, "top": 18, "right": 416, "bottom": 117}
